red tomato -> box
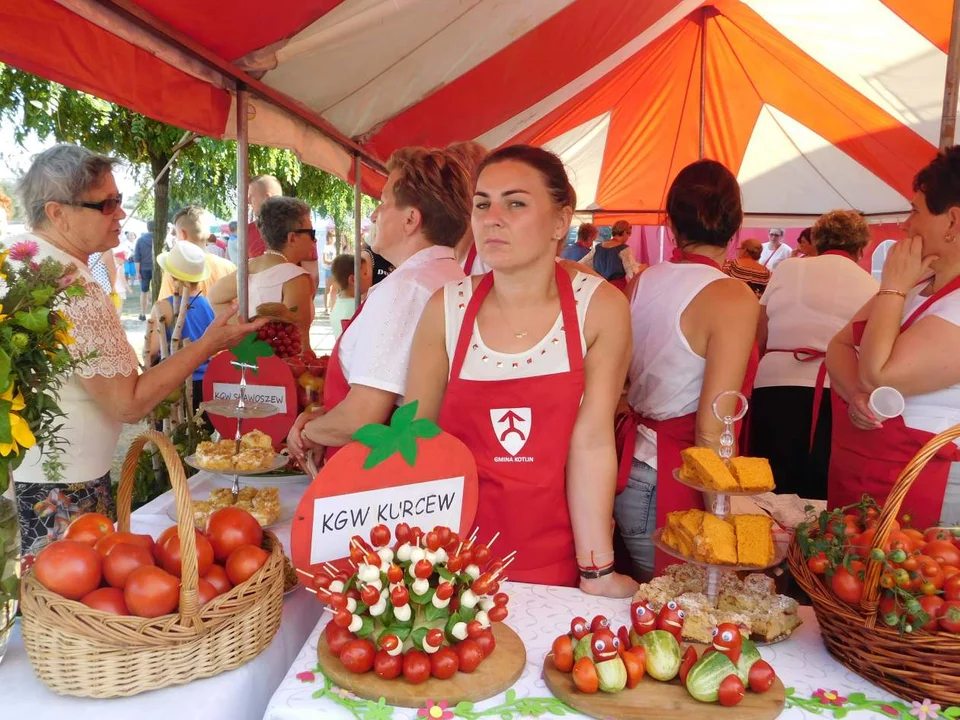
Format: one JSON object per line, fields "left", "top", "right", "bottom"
{"left": 103, "top": 542, "right": 155, "bottom": 589}
{"left": 374, "top": 650, "right": 403, "bottom": 680}
{"left": 807, "top": 552, "right": 829, "bottom": 575}
{"left": 34, "top": 540, "right": 102, "bottom": 600}
{"left": 339, "top": 639, "right": 375, "bottom": 674}
{"left": 938, "top": 601, "right": 960, "bottom": 633}
{"left": 911, "top": 595, "right": 944, "bottom": 632}
{"left": 944, "top": 575, "right": 960, "bottom": 602}
{"left": 925, "top": 540, "right": 960, "bottom": 568}
{"left": 206, "top": 507, "right": 264, "bottom": 563}
{"left": 916, "top": 555, "right": 945, "bottom": 590}
{"left": 748, "top": 660, "right": 776, "bottom": 693}
{"left": 879, "top": 591, "right": 900, "bottom": 618}
{"left": 430, "top": 647, "right": 459, "bottom": 679}
{"left": 95, "top": 532, "right": 155, "bottom": 558}
{"left": 454, "top": 640, "right": 484, "bottom": 673}
{"left": 926, "top": 528, "right": 953, "bottom": 544}
{"left": 123, "top": 566, "right": 180, "bottom": 618}
{"left": 154, "top": 526, "right": 178, "bottom": 562}
{"left": 159, "top": 530, "right": 215, "bottom": 578}
{"left": 679, "top": 645, "right": 698, "bottom": 685}
{"left": 325, "top": 624, "right": 356, "bottom": 657}
{"left": 474, "top": 629, "right": 496, "bottom": 658}
{"left": 902, "top": 529, "right": 926, "bottom": 550}
{"left": 572, "top": 657, "right": 598, "bottom": 694}
{"left": 202, "top": 565, "right": 233, "bottom": 596}
{"left": 719, "top": 674, "right": 745, "bottom": 706}
{"left": 225, "top": 544, "right": 270, "bottom": 585}
{"left": 830, "top": 567, "right": 864, "bottom": 605}
{"left": 63, "top": 513, "right": 115, "bottom": 546}
{"left": 943, "top": 566, "right": 960, "bottom": 580}
{"left": 551, "top": 635, "right": 574, "bottom": 672}
{"left": 402, "top": 649, "right": 431, "bottom": 684}
{"left": 622, "top": 647, "right": 645, "bottom": 689}
{"left": 80, "top": 586, "right": 129, "bottom": 615}
{"left": 197, "top": 578, "right": 218, "bottom": 606}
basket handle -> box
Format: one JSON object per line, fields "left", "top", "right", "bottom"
{"left": 860, "top": 422, "right": 960, "bottom": 626}
{"left": 118, "top": 430, "right": 203, "bottom": 629}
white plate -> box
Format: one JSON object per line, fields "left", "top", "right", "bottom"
{"left": 652, "top": 527, "right": 788, "bottom": 571}
{"left": 200, "top": 398, "right": 280, "bottom": 419}
{"left": 184, "top": 453, "right": 290, "bottom": 476}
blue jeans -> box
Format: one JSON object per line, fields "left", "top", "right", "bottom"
{"left": 614, "top": 459, "right": 657, "bottom": 576}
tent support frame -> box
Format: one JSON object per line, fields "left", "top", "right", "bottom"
{"left": 354, "top": 155, "right": 363, "bottom": 313}
{"left": 237, "top": 83, "right": 250, "bottom": 322}
{"left": 942, "top": 0, "right": 960, "bottom": 150}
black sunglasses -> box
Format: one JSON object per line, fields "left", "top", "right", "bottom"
{"left": 292, "top": 228, "right": 317, "bottom": 241}
{"left": 69, "top": 194, "right": 123, "bottom": 215}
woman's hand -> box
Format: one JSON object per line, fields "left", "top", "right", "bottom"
{"left": 848, "top": 391, "right": 882, "bottom": 431}
{"left": 881, "top": 236, "right": 937, "bottom": 294}
{"left": 580, "top": 571, "right": 639, "bottom": 598}
{"left": 287, "top": 407, "right": 325, "bottom": 461}
{"left": 200, "top": 306, "right": 267, "bottom": 353}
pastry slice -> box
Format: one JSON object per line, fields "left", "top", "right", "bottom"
{"left": 695, "top": 513, "right": 737, "bottom": 565}
{"left": 731, "top": 514, "right": 775, "bottom": 567}
{"left": 680, "top": 447, "right": 739, "bottom": 491}
{"left": 728, "top": 456, "right": 776, "bottom": 492}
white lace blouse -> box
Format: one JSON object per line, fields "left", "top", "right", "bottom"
{"left": 12, "top": 233, "right": 138, "bottom": 484}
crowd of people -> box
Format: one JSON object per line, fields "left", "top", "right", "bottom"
{"left": 5, "top": 138, "right": 960, "bottom": 596}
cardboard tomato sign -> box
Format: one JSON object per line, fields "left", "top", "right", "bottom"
{"left": 201, "top": 334, "right": 297, "bottom": 448}
{"left": 291, "top": 402, "right": 478, "bottom": 575}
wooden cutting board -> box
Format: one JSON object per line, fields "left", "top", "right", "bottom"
{"left": 316, "top": 623, "right": 526, "bottom": 708}
{"left": 542, "top": 655, "right": 786, "bottom": 720}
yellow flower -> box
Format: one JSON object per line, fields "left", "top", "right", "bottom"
{"left": 0, "top": 304, "right": 7, "bottom": 323}
{"left": 55, "top": 329, "right": 75, "bottom": 346}
{"left": 0, "top": 250, "right": 9, "bottom": 280}
{"left": 0, "top": 384, "right": 36, "bottom": 457}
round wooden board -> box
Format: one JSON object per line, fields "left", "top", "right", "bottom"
{"left": 542, "top": 655, "right": 786, "bottom": 720}
{"left": 317, "top": 623, "right": 526, "bottom": 708}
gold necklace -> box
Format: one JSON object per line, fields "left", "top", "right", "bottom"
{"left": 490, "top": 287, "right": 529, "bottom": 339}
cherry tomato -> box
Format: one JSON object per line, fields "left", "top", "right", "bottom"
{"left": 831, "top": 567, "right": 864, "bottom": 605}
{"left": 572, "top": 657, "right": 598, "bottom": 694}
{"left": 454, "top": 640, "right": 484, "bottom": 673}
{"left": 943, "top": 566, "right": 960, "bottom": 580}
{"left": 426, "top": 629, "right": 445, "bottom": 649}
{"left": 937, "top": 600, "right": 960, "bottom": 633}
{"left": 487, "top": 581, "right": 501, "bottom": 596}
{"left": 80, "top": 586, "right": 129, "bottom": 615}
{"left": 369, "top": 524, "right": 391, "bottom": 548}
{"left": 425, "top": 531, "right": 442, "bottom": 552}
{"left": 719, "top": 674, "right": 745, "bottom": 706}
{"left": 374, "top": 649, "right": 403, "bottom": 679}
{"left": 622, "top": 647, "right": 645, "bottom": 689}
{"left": 205, "top": 507, "right": 263, "bottom": 563}
{"left": 445, "top": 530, "right": 460, "bottom": 552}
{"left": 446, "top": 554, "right": 464, "bottom": 573}
{"left": 920, "top": 581, "right": 939, "bottom": 596}
{"left": 436, "top": 526, "right": 451, "bottom": 547}
{"left": 334, "top": 609, "right": 353, "bottom": 628}
{"left": 123, "top": 566, "right": 180, "bottom": 618}
{"left": 912, "top": 595, "right": 944, "bottom": 631}
{"left": 926, "top": 528, "right": 953, "bottom": 544}
{"left": 203, "top": 564, "right": 233, "bottom": 595}
{"left": 409, "top": 527, "right": 424, "bottom": 547}
{"left": 467, "top": 620, "right": 484, "bottom": 639}
{"left": 488, "top": 605, "right": 508, "bottom": 623}
{"left": 916, "top": 555, "right": 945, "bottom": 590}
{"left": 394, "top": 523, "right": 411, "bottom": 545}
{"left": 413, "top": 559, "right": 433, "bottom": 579}
{"left": 312, "top": 573, "right": 332, "bottom": 591}
{"left": 63, "top": 513, "right": 115, "bottom": 546}
{"left": 430, "top": 646, "right": 459, "bottom": 679}
{"left": 34, "top": 540, "right": 102, "bottom": 600}
{"left": 475, "top": 629, "right": 496, "bottom": 658}
{"left": 435, "top": 582, "right": 455, "bottom": 601}
{"left": 390, "top": 585, "right": 409, "bottom": 607}
{"left": 325, "top": 623, "right": 356, "bottom": 657}
{"left": 361, "top": 584, "right": 380, "bottom": 606}
{"left": 197, "top": 578, "right": 218, "bottom": 606}
{"left": 159, "top": 529, "right": 215, "bottom": 578}
{"left": 880, "top": 592, "right": 901, "bottom": 619}
{"left": 225, "top": 544, "right": 269, "bottom": 585}
{"left": 552, "top": 635, "right": 574, "bottom": 672}
{"left": 103, "top": 542, "right": 155, "bottom": 589}
{"left": 493, "top": 592, "right": 509, "bottom": 607}
{"left": 925, "top": 540, "right": 960, "bottom": 568}
{"left": 570, "top": 616, "right": 589, "bottom": 640}
{"left": 364, "top": 551, "right": 381, "bottom": 567}
{"left": 679, "top": 645, "right": 698, "bottom": 685}
{"left": 402, "top": 649, "right": 431, "bottom": 684}
{"left": 902, "top": 529, "right": 926, "bottom": 550}
{"left": 749, "top": 660, "right": 776, "bottom": 693}
{"left": 472, "top": 544, "right": 491, "bottom": 566}
{"left": 95, "top": 532, "right": 155, "bottom": 558}
{"left": 880, "top": 572, "right": 896, "bottom": 590}
{"left": 944, "top": 575, "right": 960, "bottom": 602}
{"left": 807, "top": 552, "right": 829, "bottom": 575}
{"left": 387, "top": 564, "right": 403, "bottom": 584}
{"left": 340, "top": 638, "right": 375, "bottom": 674}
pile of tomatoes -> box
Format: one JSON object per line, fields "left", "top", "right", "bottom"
{"left": 32, "top": 507, "right": 269, "bottom": 618}
{"left": 798, "top": 499, "right": 960, "bottom": 634}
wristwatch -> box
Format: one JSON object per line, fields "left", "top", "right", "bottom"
{"left": 579, "top": 564, "right": 615, "bottom": 580}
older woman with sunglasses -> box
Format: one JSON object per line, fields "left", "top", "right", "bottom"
{"left": 210, "top": 197, "right": 317, "bottom": 338}
{"left": 10, "top": 145, "right": 261, "bottom": 554}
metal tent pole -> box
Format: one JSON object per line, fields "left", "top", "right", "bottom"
{"left": 237, "top": 84, "right": 250, "bottom": 322}
{"left": 120, "top": 130, "right": 195, "bottom": 232}
{"left": 941, "top": 0, "right": 960, "bottom": 150}
{"left": 354, "top": 155, "right": 363, "bottom": 313}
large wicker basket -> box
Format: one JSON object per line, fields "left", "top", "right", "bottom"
{"left": 788, "top": 424, "right": 960, "bottom": 706}
{"left": 20, "top": 430, "right": 285, "bottom": 698}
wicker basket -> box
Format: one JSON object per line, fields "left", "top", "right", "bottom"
{"left": 788, "top": 424, "right": 960, "bottom": 706}
{"left": 20, "top": 430, "right": 284, "bottom": 698}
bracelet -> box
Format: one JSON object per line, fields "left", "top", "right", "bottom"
{"left": 877, "top": 288, "right": 907, "bottom": 299}
{"left": 579, "top": 563, "right": 614, "bottom": 580}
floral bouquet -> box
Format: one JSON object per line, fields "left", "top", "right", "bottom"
{"left": 0, "top": 238, "right": 88, "bottom": 661}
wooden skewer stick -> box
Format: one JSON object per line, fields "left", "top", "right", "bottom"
{"left": 349, "top": 560, "right": 358, "bottom": 570}
{"left": 487, "top": 531, "right": 501, "bottom": 549}
{"left": 501, "top": 550, "right": 517, "bottom": 564}
{"left": 304, "top": 586, "right": 316, "bottom": 595}
{"left": 455, "top": 541, "right": 463, "bottom": 557}
{"left": 468, "top": 527, "right": 479, "bottom": 544}
{"left": 324, "top": 562, "right": 339, "bottom": 576}
{"left": 296, "top": 568, "right": 316, "bottom": 580}
{"left": 492, "top": 557, "right": 516, "bottom": 580}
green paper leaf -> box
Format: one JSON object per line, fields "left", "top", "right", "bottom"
{"left": 397, "top": 432, "right": 417, "bottom": 467}
{"left": 352, "top": 424, "right": 393, "bottom": 449}
{"left": 846, "top": 693, "right": 866, "bottom": 705}
{"left": 363, "top": 436, "right": 399, "bottom": 469}
{"left": 230, "top": 332, "right": 274, "bottom": 368}
{"left": 409, "top": 418, "right": 442, "bottom": 439}
{"left": 390, "top": 401, "right": 418, "bottom": 429}
{"left": 14, "top": 308, "right": 49, "bottom": 332}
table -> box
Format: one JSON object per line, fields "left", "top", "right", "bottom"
{"left": 4, "top": 471, "right": 323, "bottom": 720}
{"left": 264, "top": 582, "right": 914, "bottom": 720}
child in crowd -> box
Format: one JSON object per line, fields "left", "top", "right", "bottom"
{"left": 329, "top": 251, "right": 373, "bottom": 339}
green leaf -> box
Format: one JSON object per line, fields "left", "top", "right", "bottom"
{"left": 355, "top": 615, "right": 375, "bottom": 639}
{"left": 425, "top": 603, "right": 449, "bottom": 623}
{"left": 0, "top": 399, "right": 12, "bottom": 444}
{"left": 458, "top": 604, "right": 477, "bottom": 623}
{"left": 380, "top": 625, "right": 411, "bottom": 642}
{"left": 65, "top": 285, "right": 85, "bottom": 299}
{"left": 410, "top": 626, "right": 429, "bottom": 651}
{"left": 846, "top": 693, "right": 866, "bottom": 705}
{"left": 363, "top": 436, "right": 399, "bottom": 469}
{"left": 409, "top": 587, "right": 435, "bottom": 605}
{"left": 944, "top": 708, "right": 960, "bottom": 719}
{"left": 397, "top": 433, "right": 417, "bottom": 467}
{"left": 0, "top": 348, "right": 10, "bottom": 394}
{"left": 436, "top": 566, "right": 455, "bottom": 582}
{"left": 409, "top": 418, "right": 442, "bottom": 439}
{"left": 30, "top": 286, "right": 55, "bottom": 305}
{"left": 14, "top": 308, "right": 49, "bottom": 332}
{"left": 390, "top": 401, "right": 418, "bottom": 429}
{"left": 352, "top": 424, "right": 393, "bottom": 449}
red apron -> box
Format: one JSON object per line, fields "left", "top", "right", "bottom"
{"left": 438, "top": 265, "right": 584, "bottom": 586}
{"left": 463, "top": 245, "right": 478, "bottom": 276}
{"left": 828, "top": 275, "right": 960, "bottom": 527}
{"left": 321, "top": 302, "right": 366, "bottom": 462}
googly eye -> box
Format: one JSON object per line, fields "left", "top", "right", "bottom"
{"left": 667, "top": 601, "right": 678, "bottom": 610}
{"left": 712, "top": 627, "right": 719, "bottom": 637}
{"left": 612, "top": 636, "right": 621, "bottom": 648}
{"left": 677, "top": 609, "right": 685, "bottom": 619}
{"left": 636, "top": 606, "right": 646, "bottom": 615}
{"left": 594, "top": 639, "right": 605, "bottom": 652}
{"left": 722, "top": 630, "right": 734, "bottom": 642}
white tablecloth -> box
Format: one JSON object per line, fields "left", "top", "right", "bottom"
{"left": 4, "top": 471, "right": 323, "bottom": 720}
{"left": 264, "top": 582, "right": 908, "bottom": 720}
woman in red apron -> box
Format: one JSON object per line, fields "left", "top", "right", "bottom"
{"left": 614, "top": 159, "right": 760, "bottom": 578}
{"left": 750, "top": 210, "right": 878, "bottom": 499}
{"left": 286, "top": 148, "right": 471, "bottom": 465}
{"left": 405, "top": 145, "right": 637, "bottom": 597}
{"left": 826, "top": 147, "right": 960, "bottom": 528}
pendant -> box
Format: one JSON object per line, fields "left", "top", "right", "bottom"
{"left": 514, "top": 331, "right": 528, "bottom": 339}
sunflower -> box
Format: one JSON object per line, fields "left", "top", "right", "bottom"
{"left": 0, "top": 384, "right": 37, "bottom": 456}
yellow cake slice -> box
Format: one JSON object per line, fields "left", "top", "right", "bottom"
{"left": 680, "top": 447, "right": 739, "bottom": 491}
{"left": 728, "top": 456, "right": 776, "bottom": 492}
{"left": 694, "top": 513, "right": 737, "bottom": 565}
{"left": 731, "top": 514, "right": 775, "bottom": 566}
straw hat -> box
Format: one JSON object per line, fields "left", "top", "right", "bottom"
{"left": 157, "top": 241, "right": 210, "bottom": 283}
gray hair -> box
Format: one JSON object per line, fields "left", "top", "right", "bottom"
{"left": 17, "top": 144, "right": 119, "bottom": 229}
{"left": 257, "top": 196, "right": 311, "bottom": 250}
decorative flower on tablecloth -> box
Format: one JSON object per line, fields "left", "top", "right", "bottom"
{"left": 880, "top": 705, "right": 901, "bottom": 717}
{"left": 295, "top": 670, "right": 316, "bottom": 683}
{"left": 910, "top": 699, "right": 942, "bottom": 720}
{"left": 418, "top": 700, "right": 454, "bottom": 720}
{"left": 814, "top": 688, "right": 847, "bottom": 707}
{"left": 330, "top": 686, "right": 356, "bottom": 700}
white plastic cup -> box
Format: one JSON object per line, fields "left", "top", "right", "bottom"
{"left": 869, "top": 386, "right": 905, "bottom": 420}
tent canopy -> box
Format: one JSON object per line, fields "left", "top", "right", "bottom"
{"left": 1, "top": 0, "right": 955, "bottom": 221}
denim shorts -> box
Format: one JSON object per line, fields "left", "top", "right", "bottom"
{"left": 614, "top": 458, "right": 657, "bottom": 576}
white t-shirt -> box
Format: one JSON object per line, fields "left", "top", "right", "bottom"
{"left": 900, "top": 286, "right": 960, "bottom": 441}
{"left": 248, "top": 262, "right": 310, "bottom": 310}
{"left": 337, "top": 245, "right": 464, "bottom": 397}
{"left": 759, "top": 241, "right": 792, "bottom": 271}
{"left": 13, "top": 233, "right": 139, "bottom": 484}
{"left": 756, "top": 255, "right": 878, "bottom": 389}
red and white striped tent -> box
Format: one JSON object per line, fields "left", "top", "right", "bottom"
{"left": 1, "top": 0, "right": 956, "bottom": 224}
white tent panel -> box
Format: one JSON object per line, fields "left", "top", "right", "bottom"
{"left": 739, "top": 105, "right": 908, "bottom": 215}
{"left": 542, "top": 112, "right": 612, "bottom": 210}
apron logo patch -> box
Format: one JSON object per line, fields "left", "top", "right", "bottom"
{"left": 490, "top": 408, "right": 531, "bottom": 457}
